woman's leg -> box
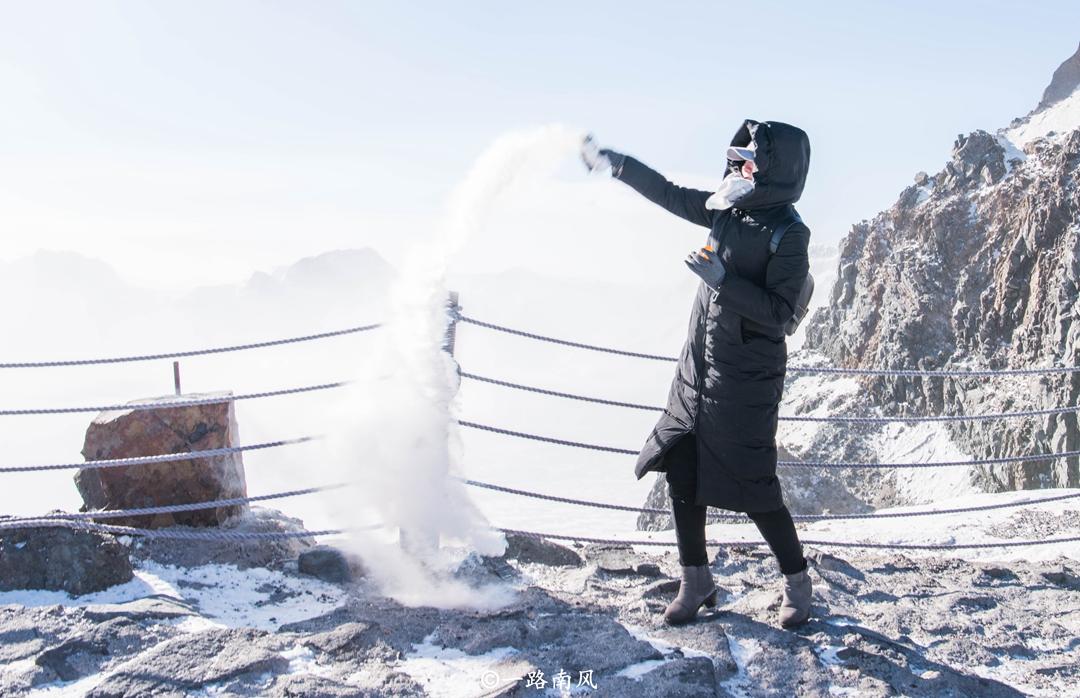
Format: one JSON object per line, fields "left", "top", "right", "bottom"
{"left": 747, "top": 505, "right": 808, "bottom": 575}
{"left": 664, "top": 435, "right": 708, "bottom": 567}
{"left": 662, "top": 433, "right": 716, "bottom": 624}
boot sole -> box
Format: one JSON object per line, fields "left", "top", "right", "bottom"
{"left": 779, "top": 611, "right": 810, "bottom": 629}
{"left": 663, "top": 588, "right": 719, "bottom": 625}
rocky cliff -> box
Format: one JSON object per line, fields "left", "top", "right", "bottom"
{"left": 803, "top": 42, "right": 1080, "bottom": 495}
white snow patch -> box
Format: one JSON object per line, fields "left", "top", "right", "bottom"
{"left": 280, "top": 643, "right": 333, "bottom": 678}
{"left": 0, "top": 567, "right": 179, "bottom": 608}
{"left": 24, "top": 671, "right": 110, "bottom": 698}
{"left": 995, "top": 133, "right": 1027, "bottom": 168}
{"left": 799, "top": 488, "right": 1080, "bottom": 563}
{"left": 876, "top": 421, "right": 979, "bottom": 504}
{"left": 395, "top": 633, "right": 520, "bottom": 698}
{"left": 1005, "top": 87, "right": 1080, "bottom": 147}
{"left": 915, "top": 182, "right": 934, "bottom": 206}
{"left": 779, "top": 354, "right": 863, "bottom": 452}
{"left": 720, "top": 636, "right": 763, "bottom": 696}
{"left": 616, "top": 623, "right": 714, "bottom": 681}
{"left": 622, "top": 623, "right": 711, "bottom": 660}
{"left": 142, "top": 562, "right": 347, "bottom": 631}
{"left": 614, "top": 659, "right": 668, "bottom": 680}
{"left": 0, "top": 561, "right": 347, "bottom": 632}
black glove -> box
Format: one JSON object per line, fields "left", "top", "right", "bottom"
{"left": 684, "top": 246, "right": 727, "bottom": 289}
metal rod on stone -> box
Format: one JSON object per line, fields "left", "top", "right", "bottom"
{"left": 173, "top": 361, "right": 181, "bottom": 396}
{"left": 397, "top": 291, "right": 462, "bottom": 559}
{"left": 443, "top": 291, "right": 461, "bottom": 356}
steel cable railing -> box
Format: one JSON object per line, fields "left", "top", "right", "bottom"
{"left": 0, "top": 437, "right": 316, "bottom": 473}
{"left": 3, "top": 308, "right": 1079, "bottom": 552}
{"left": 0, "top": 383, "right": 347, "bottom": 416}
{"left": 459, "top": 476, "right": 1080, "bottom": 521}
{"left": 0, "top": 324, "right": 381, "bottom": 369}
{"left": 2, "top": 517, "right": 1074, "bottom": 550}
{"left": 460, "top": 371, "right": 1080, "bottom": 423}
{"left": 1, "top": 484, "right": 345, "bottom": 523}
{"left": 458, "top": 315, "right": 1080, "bottom": 376}
{"left": 457, "top": 419, "right": 1080, "bottom": 469}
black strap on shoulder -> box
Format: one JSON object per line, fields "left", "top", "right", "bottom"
{"left": 768, "top": 208, "right": 804, "bottom": 254}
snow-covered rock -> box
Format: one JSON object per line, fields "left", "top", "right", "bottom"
{"left": 802, "top": 42, "right": 1080, "bottom": 500}
{"left": 2, "top": 496, "right": 1078, "bottom": 696}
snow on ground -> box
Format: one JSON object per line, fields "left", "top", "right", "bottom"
{"left": 1005, "top": 86, "right": 1080, "bottom": 147}
{"left": 395, "top": 634, "right": 519, "bottom": 698}
{"left": 0, "top": 567, "right": 178, "bottom": 609}
{"left": 0, "top": 561, "right": 347, "bottom": 632}
{"left": 877, "top": 421, "right": 980, "bottom": 503}
{"left": 777, "top": 351, "right": 863, "bottom": 453}
{"left": 3, "top": 495, "right": 1078, "bottom": 697}
{"left": 20, "top": 671, "right": 108, "bottom": 698}
{"left": 720, "top": 635, "right": 764, "bottom": 697}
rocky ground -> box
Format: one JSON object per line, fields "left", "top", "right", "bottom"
{"left": 2, "top": 509, "right": 1079, "bottom": 697}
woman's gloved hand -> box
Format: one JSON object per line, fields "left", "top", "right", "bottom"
{"left": 581, "top": 134, "right": 625, "bottom": 175}
{"left": 684, "top": 245, "right": 727, "bottom": 289}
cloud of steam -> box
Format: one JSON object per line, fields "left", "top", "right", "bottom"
{"left": 320, "top": 124, "right": 584, "bottom": 609}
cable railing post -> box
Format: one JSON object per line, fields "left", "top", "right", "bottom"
{"left": 397, "top": 290, "right": 460, "bottom": 558}
{"left": 173, "top": 361, "right": 181, "bottom": 396}
{"left": 443, "top": 290, "right": 461, "bottom": 357}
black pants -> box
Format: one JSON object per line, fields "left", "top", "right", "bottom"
{"left": 664, "top": 433, "right": 807, "bottom": 574}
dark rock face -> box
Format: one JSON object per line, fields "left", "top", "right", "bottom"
{"left": 584, "top": 544, "right": 667, "bottom": 577}
{"left": 0, "top": 525, "right": 132, "bottom": 595}
{"left": 503, "top": 532, "right": 583, "bottom": 566}
{"left": 298, "top": 546, "right": 356, "bottom": 584}
{"left": 1037, "top": 41, "right": 1080, "bottom": 112}
{"left": 76, "top": 393, "right": 248, "bottom": 528}
{"left": 803, "top": 126, "right": 1080, "bottom": 494}
{"left": 129, "top": 507, "right": 315, "bottom": 569}
{"left": 86, "top": 628, "right": 289, "bottom": 697}
{"left": 35, "top": 639, "right": 109, "bottom": 682}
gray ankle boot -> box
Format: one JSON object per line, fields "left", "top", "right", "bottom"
{"left": 663, "top": 565, "right": 718, "bottom": 625}
{"left": 779, "top": 568, "right": 812, "bottom": 628}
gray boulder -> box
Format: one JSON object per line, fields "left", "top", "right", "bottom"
{"left": 86, "top": 627, "right": 288, "bottom": 697}
{"left": 129, "top": 506, "right": 315, "bottom": 570}
{"left": 503, "top": 532, "right": 583, "bottom": 566}
{"left": 298, "top": 545, "right": 360, "bottom": 584}
{"left": 0, "top": 524, "right": 132, "bottom": 595}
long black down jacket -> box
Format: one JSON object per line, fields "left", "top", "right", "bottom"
{"left": 617, "top": 119, "right": 811, "bottom": 513}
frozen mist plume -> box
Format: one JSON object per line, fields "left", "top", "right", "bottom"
{"left": 318, "top": 124, "right": 585, "bottom": 609}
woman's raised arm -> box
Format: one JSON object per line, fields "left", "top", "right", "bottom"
{"left": 581, "top": 136, "right": 714, "bottom": 229}
{"left": 613, "top": 155, "right": 715, "bottom": 229}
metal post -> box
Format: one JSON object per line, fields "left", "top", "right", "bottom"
{"left": 173, "top": 361, "right": 181, "bottom": 396}
{"left": 443, "top": 290, "right": 461, "bottom": 356}
{"left": 398, "top": 290, "right": 461, "bottom": 559}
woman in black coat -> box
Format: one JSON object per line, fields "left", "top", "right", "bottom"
{"left": 582, "top": 120, "right": 814, "bottom": 628}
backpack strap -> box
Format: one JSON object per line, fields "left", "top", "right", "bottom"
{"left": 769, "top": 208, "right": 804, "bottom": 254}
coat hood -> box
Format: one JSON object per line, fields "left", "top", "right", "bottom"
{"left": 727, "top": 119, "right": 810, "bottom": 210}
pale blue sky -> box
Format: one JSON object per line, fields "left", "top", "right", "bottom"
{"left": 1, "top": 1, "right": 1078, "bottom": 287}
